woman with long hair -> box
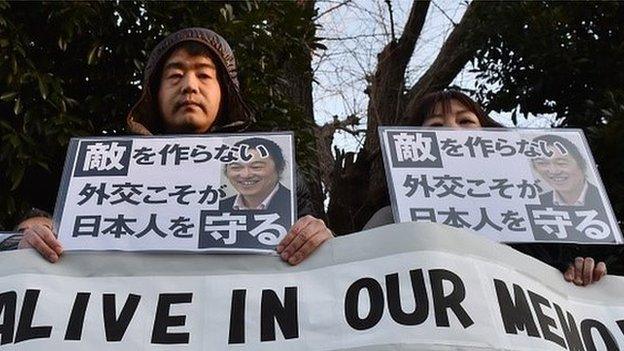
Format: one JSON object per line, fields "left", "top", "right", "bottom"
{"left": 366, "top": 89, "right": 610, "bottom": 286}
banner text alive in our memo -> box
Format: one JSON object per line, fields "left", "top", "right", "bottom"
{"left": 0, "top": 267, "right": 472, "bottom": 346}
{"left": 2, "top": 268, "right": 624, "bottom": 349}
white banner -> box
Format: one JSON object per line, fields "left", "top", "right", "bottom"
{"left": 2, "top": 223, "right": 624, "bottom": 350}
{"left": 53, "top": 133, "right": 295, "bottom": 253}
{"left": 0, "top": 233, "right": 18, "bottom": 250}
{"left": 379, "top": 127, "right": 622, "bottom": 244}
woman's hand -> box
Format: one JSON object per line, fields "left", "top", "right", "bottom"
{"left": 563, "top": 257, "right": 606, "bottom": 286}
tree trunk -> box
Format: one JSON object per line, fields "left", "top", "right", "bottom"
{"left": 327, "top": 0, "right": 490, "bottom": 234}
{"left": 402, "top": 1, "right": 487, "bottom": 121}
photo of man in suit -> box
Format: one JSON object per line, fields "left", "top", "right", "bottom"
{"left": 530, "top": 134, "right": 600, "bottom": 207}
{"left": 220, "top": 137, "right": 291, "bottom": 222}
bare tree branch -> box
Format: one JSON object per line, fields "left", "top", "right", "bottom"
{"left": 385, "top": 0, "right": 396, "bottom": 42}
{"left": 431, "top": 0, "right": 458, "bottom": 26}
{"left": 402, "top": 1, "right": 484, "bottom": 121}
{"left": 367, "top": 0, "right": 431, "bottom": 134}
{"left": 326, "top": 0, "right": 431, "bottom": 233}
{"left": 314, "top": 0, "right": 353, "bottom": 20}
{"left": 322, "top": 33, "right": 388, "bottom": 41}
{"left": 313, "top": 113, "right": 362, "bottom": 195}
{"left": 325, "top": 1, "right": 494, "bottom": 234}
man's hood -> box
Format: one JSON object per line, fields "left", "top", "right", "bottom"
{"left": 127, "top": 27, "right": 254, "bottom": 135}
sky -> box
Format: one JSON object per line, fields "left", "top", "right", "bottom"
{"left": 311, "top": 0, "right": 555, "bottom": 152}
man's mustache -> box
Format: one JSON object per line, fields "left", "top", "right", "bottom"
{"left": 174, "top": 100, "right": 205, "bottom": 112}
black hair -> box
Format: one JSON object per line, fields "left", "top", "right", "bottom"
{"left": 411, "top": 90, "right": 502, "bottom": 127}
{"left": 231, "top": 137, "right": 286, "bottom": 175}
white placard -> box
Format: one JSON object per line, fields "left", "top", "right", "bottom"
{"left": 53, "top": 133, "right": 295, "bottom": 253}
{"left": 379, "top": 127, "right": 622, "bottom": 244}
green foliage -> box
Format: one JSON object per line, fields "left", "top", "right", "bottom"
{"left": 586, "top": 91, "right": 624, "bottom": 225}
{"left": 471, "top": 1, "right": 624, "bottom": 225}
{"left": 0, "top": 1, "right": 319, "bottom": 229}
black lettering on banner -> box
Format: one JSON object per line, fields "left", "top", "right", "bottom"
{"left": 14, "top": 289, "right": 52, "bottom": 343}
{"left": 580, "top": 319, "right": 620, "bottom": 351}
{"left": 385, "top": 270, "right": 428, "bottom": 326}
{"left": 493, "top": 279, "right": 540, "bottom": 337}
{"left": 0, "top": 291, "right": 16, "bottom": 345}
{"left": 344, "top": 278, "right": 384, "bottom": 330}
{"left": 260, "top": 287, "right": 299, "bottom": 342}
{"left": 103, "top": 293, "right": 141, "bottom": 342}
{"left": 553, "top": 303, "right": 584, "bottom": 351}
{"left": 158, "top": 144, "right": 171, "bottom": 165}
{"left": 429, "top": 269, "right": 473, "bottom": 328}
{"left": 528, "top": 290, "right": 566, "bottom": 348}
{"left": 64, "top": 292, "right": 91, "bottom": 341}
{"left": 228, "top": 289, "right": 246, "bottom": 344}
{"left": 151, "top": 293, "right": 192, "bottom": 344}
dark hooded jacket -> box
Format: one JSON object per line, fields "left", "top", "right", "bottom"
{"left": 127, "top": 27, "right": 254, "bottom": 135}
{"left": 126, "top": 28, "right": 316, "bottom": 219}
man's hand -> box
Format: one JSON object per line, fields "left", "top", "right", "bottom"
{"left": 276, "top": 215, "right": 332, "bottom": 265}
{"left": 563, "top": 257, "right": 606, "bottom": 286}
{"left": 17, "top": 216, "right": 63, "bottom": 263}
